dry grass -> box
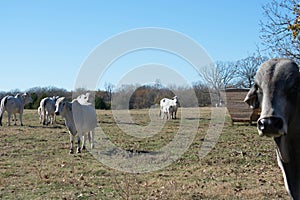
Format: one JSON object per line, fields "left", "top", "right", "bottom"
{"left": 0, "top": 108, "right": 288, "bottom": 199}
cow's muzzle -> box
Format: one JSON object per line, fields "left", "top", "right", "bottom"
{"left": 55, "top": 111, "right": 60, "bottom": 115}
{"left": 257, "top": 117, "right": 285, "bottom": 137}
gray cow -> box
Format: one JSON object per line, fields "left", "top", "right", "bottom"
{"left": 244, "top": 58, "right": 300, "bottom": 199}
{"left": 0, "top": 93, "right": 33, "bottom": 126}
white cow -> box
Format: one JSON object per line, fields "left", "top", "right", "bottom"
{"left": 55, "top": 97, "right": 97, "bottom": 154}
{"left": 0, "top": 93, "right": 33, "bottom": 126}
{"left": 159, "top": 96, "right": 179, "bottom": 120}
{"left": 39, "top": 96, "right": 59, "bottom": 125}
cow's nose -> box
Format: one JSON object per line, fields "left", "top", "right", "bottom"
{"left": 258, "top": 117, "right": 284, "bottom": 135}
{"left": 55, "top": 111, "right": 59, "bottom": 115}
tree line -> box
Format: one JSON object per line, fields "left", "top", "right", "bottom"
{"left": 0, "top": 53, "right": 269, "bottom": 109}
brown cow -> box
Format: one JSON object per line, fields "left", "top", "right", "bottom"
{"left": 244, "top": 58, "right": 300, "bottom": 199}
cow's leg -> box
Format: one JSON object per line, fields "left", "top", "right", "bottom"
{"left": 45, "top": 113, "right": 48, "bottom": 125}
{"left": 19, "top": 113, "right": 23, "bottom": 126}
{"left": 42, "top": 110, "right": 46, "bottom": 125}
{"left": 69, "top": 133, "right": 75, "bottom": 154}
{"left": 45, "top": 112, "right": 49, "bottom": 125}
{"left": 81, "top": 133, "right": 86, "bottom": 151}
{"left": 39, "top": 110, "right": 43, "bottom": 124}
{"left": 7, "top": 113, "right": 11, "bottom": 126}
{"left": 77, "top": 132, "right": 83, "bottom": 153}
{"left": 89, "top": 130, "right": 95, "bottom": 149}
{"left": 39, "top": 113, "right": 42, "bottom": 124}
{"left": 43, "top": 114, "right": 46, "bottom": 125}
{"left": 14, "top": 113, "right": 17, "bottom": 125}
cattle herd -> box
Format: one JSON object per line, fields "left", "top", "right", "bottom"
{"left": 1, "top": 58, "right": 300, "bottom": 199}
{"left": 0, "top": 92, "right": 179, "bottom": 154}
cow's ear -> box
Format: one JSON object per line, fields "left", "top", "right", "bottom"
{"left": 244, "top": 85, "right": 259, "bottom": 109}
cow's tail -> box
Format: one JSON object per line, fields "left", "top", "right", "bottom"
{"left": 0, "top": 96, "right": 8, "bottom": 126}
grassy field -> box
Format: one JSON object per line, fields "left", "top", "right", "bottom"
{"left": 0, "top": 107, "right": 288, "bottom": 199}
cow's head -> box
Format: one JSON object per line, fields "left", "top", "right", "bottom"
{"left": 245, "top": 59, "right": 300, "bottom": 137}
{"left": 22, "top": 93, "right": 33, "bottom": 104}
{"left": 244, "top": 58, "right": 300, "bottom": 162}
{"left": 172, "top": 96, "right": 179, "bottom": 104}
{"left": 55, "top": 97, "right": 69, "bottom": 117}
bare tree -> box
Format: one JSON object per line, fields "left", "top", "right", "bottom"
{"left": 192, "top": 82, "right": 211, "bottom": 106}
{"left": 199, "top": 61, "right": 238, "bottom": 90}
{"left": 260, "top": 0, "right": 300, "bottom": 61}
{"left": 215, "top": 61, "right": 238, "bottom": 88}
{"left": 104, "top": 82, "right": 114, "bottom": 102}
{"left": 199, "top": 61, "right": 237, "bottom": 105}
{"left": 236, "top": 55, "right": 268, "bottom": 88}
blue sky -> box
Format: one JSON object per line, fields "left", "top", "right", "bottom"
{"left": 0, "top": 1, "right": 265, "bottom": 92}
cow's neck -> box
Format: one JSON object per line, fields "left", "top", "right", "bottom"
{"left": 276, "top": 110, "right": 300, "bottom": 199}
{"left": 64, "top": 104, "right": 76, "bottom": 135}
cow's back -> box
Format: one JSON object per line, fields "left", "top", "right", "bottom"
{"left": 6, "top": 96, "right": 21, "bottom": 113}
{"left": 160, "top": 98, "right": 171, "bottom": 107}
{"left": 45, "top": 98, "right": 56, "bottom": 115}
{"left": 72, "top": 100, "right": 97, "bottom": 132}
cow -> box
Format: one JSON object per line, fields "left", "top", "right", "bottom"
{"left": 159, "top": 96, "right": 179, "bottom": 120}
{"left": 39, "top": 96, "right": 59, "bottom": 125}
{"left": 0, "top": 93, "right": 32, "bottom": 126}
{"left": 244, "top": 58, "right": 300, "bottom": 199}
{"left": 55, "top": 97, "right": 97, "bottom": 154}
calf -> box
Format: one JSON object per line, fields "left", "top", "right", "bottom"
{"left": 159, "top": 96, "right": 179, "bottom": 120}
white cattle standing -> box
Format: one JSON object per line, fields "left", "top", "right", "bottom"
{"left": 0, "top": 93, "right": 33, "bottom": 126}
{"left": 159, "top": 96, "right": 179, "bottom": 120}
{"left": 55, "top": 97, "right": 97, "bottom": 154}
{"left": 40, "top": 96, "right": 59, "bottom": 125}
